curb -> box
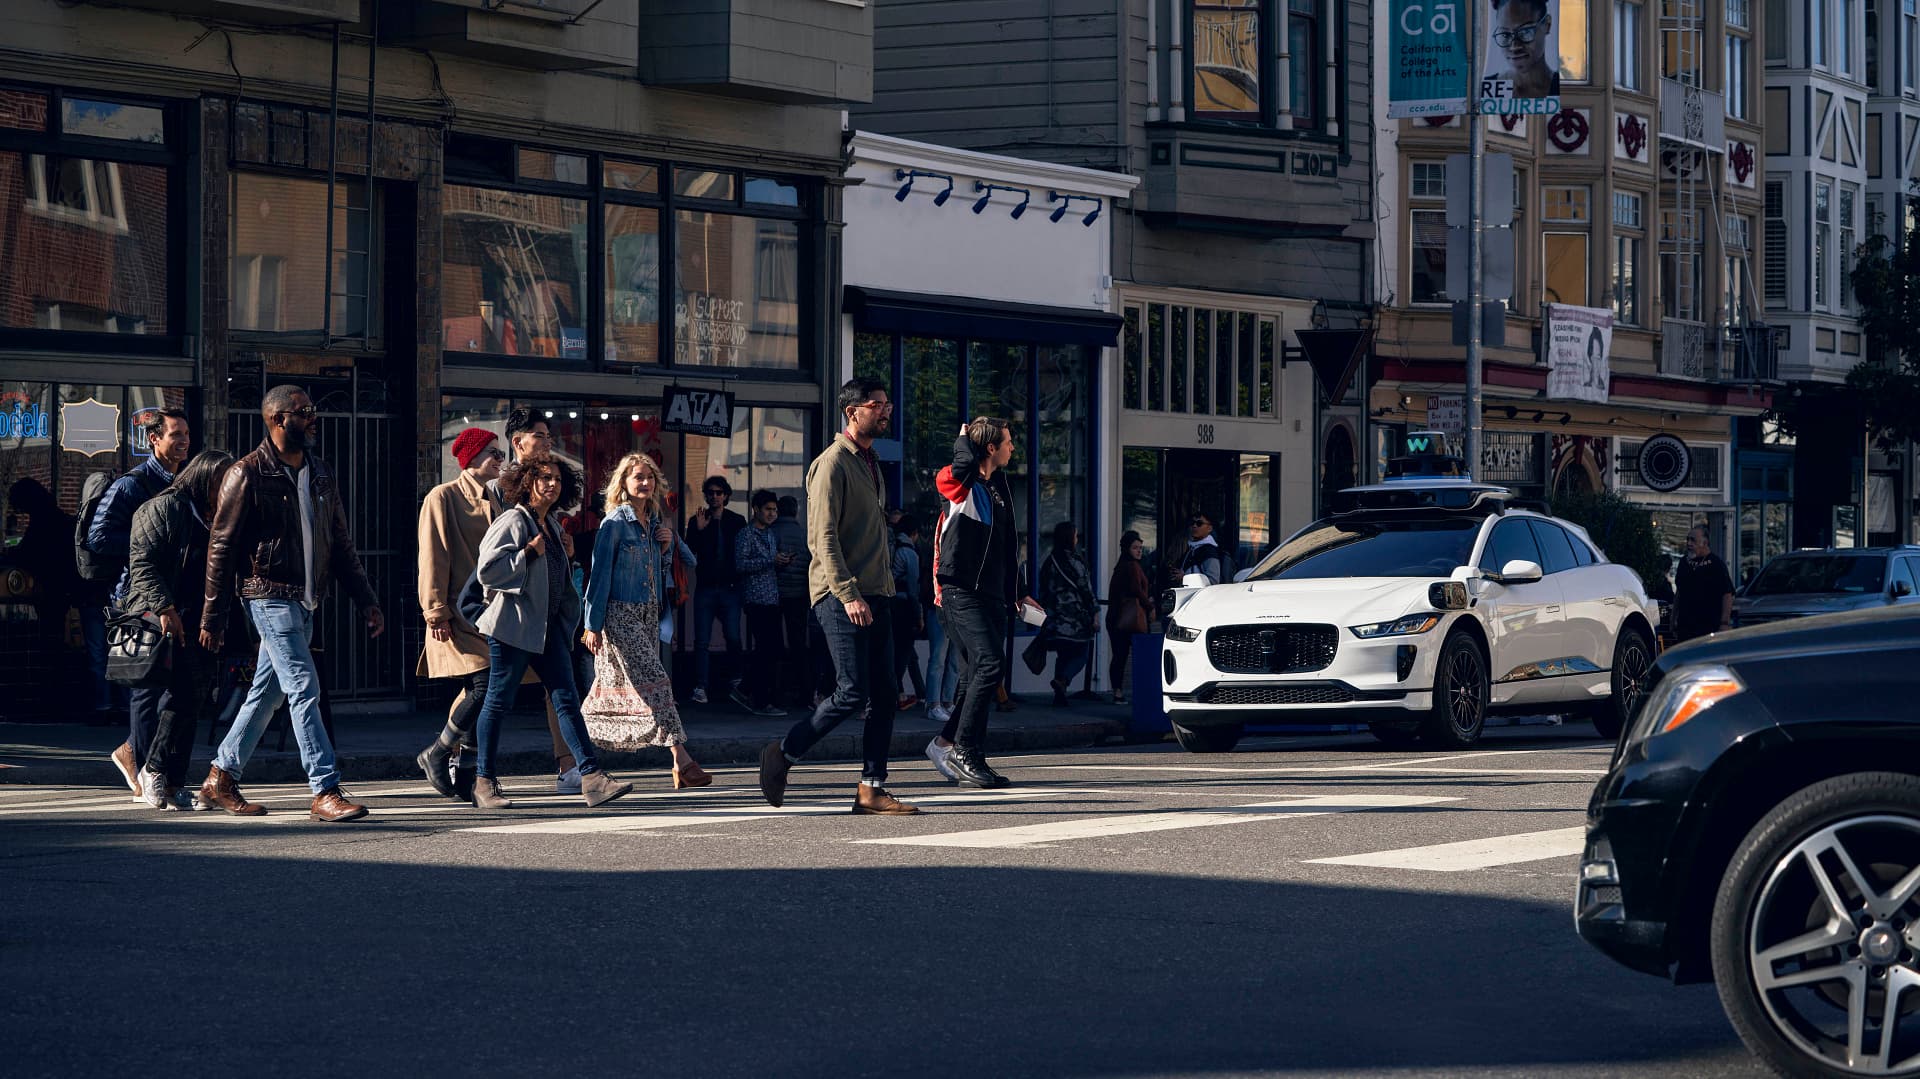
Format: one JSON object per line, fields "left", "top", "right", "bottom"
{"left": 0, "top": 719, "right": 1128, "bottom": 788}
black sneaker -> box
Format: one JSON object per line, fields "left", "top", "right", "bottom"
{"left": 946, "top": 746, "right": 1004, "bottom": 789}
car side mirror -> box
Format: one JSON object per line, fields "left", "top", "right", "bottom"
{"left": 1232, "top": 568, "right": 1254, "bottom": 583}
{"left": 1181, "top": 572, "right": 1213, "bottom": 589}
{"left": 1498, "top": 559, "right": 1545, "bottom": 585}
{"left": 1894, "top": 581, "right": 1913, "bottom": 598}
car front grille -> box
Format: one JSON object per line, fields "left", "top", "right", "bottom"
{"left": 1196, "top": 683, "right": 1356, "bottom": 706}
{"left": 1204, "top": 624, "right": 1338, "bottom": 674}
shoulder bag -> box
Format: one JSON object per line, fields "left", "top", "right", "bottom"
{"left": 105, "top": 610, "right": 173, "bottom": 687}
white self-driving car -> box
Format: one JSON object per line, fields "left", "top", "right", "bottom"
{"left": 1160, "top": 481, "right": 1660, "bottom": 751}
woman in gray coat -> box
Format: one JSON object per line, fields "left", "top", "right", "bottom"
{"left": 470, "top": 453, "right": 632, "bottom": 810}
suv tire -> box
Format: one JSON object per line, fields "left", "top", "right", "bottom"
{"left": 1710, "top": 771, "right": 1920, "bottom": 1078}
{"left": 1589, "top": 624, "right": 1655, "bottom": 741}
{"left": 1170, "top": 715, "right": 1243, "bottom": 754}
{"left": 1419, "top": 631, "right": 1488, "bottom": 748}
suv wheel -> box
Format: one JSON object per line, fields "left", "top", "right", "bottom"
{"left": 1169, "top": 715, "right": 1243, "bottom": 754}
{"left": 1710, "top": 772, "right": 1920, "bottom": 1078}
{"left": 1590, "top": 625, "right": 1655, "bottom": 741}
{"left": 1419, "top": 631, "right": 1488, "bottom": 748}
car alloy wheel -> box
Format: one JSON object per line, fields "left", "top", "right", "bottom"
{"left": 1420, "top": 632, "right": 1487, "bottom": 748}
{"left": 1593, "top": 627, "right": 1654, "bottom": 741}
{"left": 1712, "top": 773, "right": 1920, "bottom": 1077}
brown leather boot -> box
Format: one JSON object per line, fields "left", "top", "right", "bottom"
{"left": 309, "top": 787, "right": 368, "bottom": 822}
{"left": 852, "top": 784, "right": 922, "bottom": 815}
{"left": 579, "top": 769, "right": 632, "bottom": 808}
{"left": 197, "top": 766, "right": 267, "bottom": 816}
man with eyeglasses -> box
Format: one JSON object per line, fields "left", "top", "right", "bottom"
{"left": 198, "top": 385, "right": 384, "bottom": 821}
{"left": 1178, "top": 512, "right": 1229, "bottom": 587}
{"left": 757, "top": 378, "right": 919, "bottom": 815}
{"left": 685, "top": 474, "right": 749, "bottom": 707}
{"left": 1487, "top": 0, "right": 1560, "bottom": 99}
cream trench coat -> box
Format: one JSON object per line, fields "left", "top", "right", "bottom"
{"left": 415, "top": 470, "right": 497, "bottom": 678}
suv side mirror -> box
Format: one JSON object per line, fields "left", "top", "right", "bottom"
{"left": 1894, "top": 580, "right": 1913, "bottom": 599}
{"left": 1496, "top": 559, "right": 1545, "bottom": 585}
{"left": 1181, "top": 572, "right": 1213, "bottom": 589}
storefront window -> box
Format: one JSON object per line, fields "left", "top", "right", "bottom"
{"left": 3, "top": 150, "right": 169, "bottom": 335}
{"left": 442, "top": 185, "right": 588, "bottom": 359}
{"left": 1036, "top": 345, "right": 1091, "bottom": 549}
{"left": 230, "top": 172, "right": 374, "bottom": 338}
{"left": 673, "top": 212, "right": 799, "bottom": 369}
{"left": 604, "top": 204, "right": 661, "bottom": 366}
{"left": 904, "top": 337, "right": 960, "bottom": 524}
{"left": 0, "top": 382, "right": 55, "bottom": 549}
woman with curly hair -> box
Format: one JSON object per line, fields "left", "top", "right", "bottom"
{"left": 469, "top": 452, "right": 632, "bottom": 810}
{"left": 581, "top": 452, "right": 712, "bottom": 787}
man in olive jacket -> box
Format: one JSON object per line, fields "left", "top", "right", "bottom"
{"left": 197, "top": 386, "right": 385, "bottom": 822}
{"left": 757, "top": 378, "right": 919, "bottom": 815}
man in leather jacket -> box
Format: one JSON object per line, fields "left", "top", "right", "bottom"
{"left": 195, "top": 385, "right": 385, "bottom": 822}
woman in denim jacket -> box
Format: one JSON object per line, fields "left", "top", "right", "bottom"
{"left": 581, "top": 452, "right": 711, "bottom": 788}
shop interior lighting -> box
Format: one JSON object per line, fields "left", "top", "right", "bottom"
{"left": 972, "top": 182, "right": 1032, "bottom": 218}
{"left": 568, "top": 411, "right": 578, "bottom": 419}
{"left": 894, "top": 169, "right": 953, "bottom": 205}
{"left": 544, "top": 411, "right": 554, "bottom": 418}
{"left": 1047, "top": 191, "right": 1102, "bottom": 226}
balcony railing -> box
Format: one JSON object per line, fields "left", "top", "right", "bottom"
{"left": 1660, "top": 319, "right": 1779, "bottom": 381}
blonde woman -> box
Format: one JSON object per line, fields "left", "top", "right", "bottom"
{"left": 581, "top": 452, "right": 711, "bottom": 787}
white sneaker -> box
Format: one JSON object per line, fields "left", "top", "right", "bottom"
{"left": 924, "top": 740, "right": 958, "bottom": 782}
{"left": 927, "top": 704, "right": 952, "bottom": 724}
{"left": 139, "top": 769, "right": 167, "bottom": 810}
{"left": 690, "top": 687, "right": 710, "bottom": 705}
{"left": 555, "top": 766, "right": 583, "bottom": 795}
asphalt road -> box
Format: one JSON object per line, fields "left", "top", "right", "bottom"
{"left": 0, "top": 728, "right": 1764, "bottom": 1079}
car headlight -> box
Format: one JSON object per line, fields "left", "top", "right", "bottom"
{"left": 1633, "top": 664, "right": 1745, "bottom": 741}
{"left": 1349, "top": 613, "right": 1442, "bottom": 639}
{"left": 1164, "top": 619, "right": 1200, "bottom": 643}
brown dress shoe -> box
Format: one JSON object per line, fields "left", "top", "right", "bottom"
{"left": 852, "top": 784, "right": 921, "bottom": 815}
{"left": 579, "top": 769, "right": 633, "bottom": 808}
{"left": 309, "top": 787, "right": 368, "bottom": 822}
{"left": 758, "top": 742, "right": 792, "bottom": 807}
{"left": 110, "top": 742, "right": 139, "bottom": 794}
{"left": 197, "top": 766, "right": 267, "bottom": 816}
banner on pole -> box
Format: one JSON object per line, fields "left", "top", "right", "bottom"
{"left": 1479, "top": 0, "right": 1562, "bottom": 116}
{"left": 1388, "top": 1, "right": 1472, "bottom": 117}
{"left": 1544, "top": 303, "right": 1612, "bottom": 404}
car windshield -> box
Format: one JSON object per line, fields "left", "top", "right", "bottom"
{"left": 1246, "top": 516, "right": 1483, "bottom": 580}
{"left": 1745, "top": 555, "right": 1885, "bottom": 596}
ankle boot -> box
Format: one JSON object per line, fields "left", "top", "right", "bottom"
{"left": 197, "top": 766, "right": 266, "bottom": 816}
{"left": 471, "top": 776, "right": 513, "bottom": 810}
{"left": 580, "top": 769, "right": 633, "bottom": 808}
{"left": 416, "top": 743, "right": 456, "bottom": 799}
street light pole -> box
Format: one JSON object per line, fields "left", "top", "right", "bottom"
{"left": 1464, "top": 0, "right": 1484, "bottom": 471}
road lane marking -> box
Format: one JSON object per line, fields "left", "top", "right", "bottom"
{"left": 854, "top": 794, "right": 1459, "bottom": 849}
{"left": 457, "top": 788, "right": 1070, "bottom": 835}
{"left": 1305, "top": 825, "right": 1586, "bottom": 871}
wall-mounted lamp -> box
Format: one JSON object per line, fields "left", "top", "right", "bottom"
{"left": 895, "top": 168, "right": 953, "bottom": 205}
{"left": 972, "top": 181, "right": 1032, "bottom": 218}
{"left": 1047, "top": 190, "right": 1102, "bottom": 226}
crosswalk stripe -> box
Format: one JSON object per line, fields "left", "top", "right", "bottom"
{"left": 854, "top": 794, "right": 1459, "bottom": 849}
{"left": 457, "top": 788, "right": 1068, "bottom": 835}
{"left": 1304, "top": 825, "right": 1586, "bottom": 871}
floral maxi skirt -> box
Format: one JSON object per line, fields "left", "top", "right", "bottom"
{"left": 581, "top": 599, "right": 686, "bottom": 750}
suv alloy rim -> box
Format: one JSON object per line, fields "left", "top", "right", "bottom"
{"left": 1747, "top": 814, "right": 1920, "bottom": 1074}
{"left": 1446, "top": 644, "right": 1484, "bottom": 736}
{"left": 1617, "top": 638, "right": 1652, "bottom": 717}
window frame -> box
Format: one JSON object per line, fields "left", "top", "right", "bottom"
{"left": 1180, "top": 0, "right": 1342, "bottom": 139}
{"left": 1726, "top": 33, "right": 1751, "bottom": 120}
{"left": 0, "top": 81, "right": 186, "bottom": 358}
{"left": 1408, "top": 159, "right": 1450, "bottom": 307}
{"left": 1613, "top": 191, "right": 1646, "bottom": 327}
{"left": 1617, "top": 0, "right": 1646, "bottom": 91}
{"left": 439, "top": 135, "right": 816, "bottom": 379}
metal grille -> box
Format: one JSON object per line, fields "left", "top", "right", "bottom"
{"left": 1197, "top": 683, "right": 1355, "bottom": 706}
{"left": 1205, "top": 625, "right": 1337, "bottom": 674}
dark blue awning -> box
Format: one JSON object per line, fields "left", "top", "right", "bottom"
{"left": 843, "top": 286, "right": 1122, "bottom": 348}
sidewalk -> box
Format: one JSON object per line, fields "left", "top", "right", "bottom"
{"left": 0, "top": 694, "right": 1129, "bottom": 787}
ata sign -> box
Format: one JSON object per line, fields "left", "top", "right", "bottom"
{"left": 661, "top": 386, "right": 735, "bottom": 438}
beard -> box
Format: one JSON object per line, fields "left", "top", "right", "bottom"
{"left": 283, "top": 425, "right": 313, "bottom": 451}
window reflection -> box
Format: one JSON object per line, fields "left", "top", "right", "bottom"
{"left": 604, "top": 204, "right": 661, "bottom": 366}
{"left": 673, "top": 212, "right": 799, "bottom": 369}
{"left": 3, "top": 151, "right": 167, "bottom": 334}
{"left": 443, "top": 185, "right": 588, "bottom": 358}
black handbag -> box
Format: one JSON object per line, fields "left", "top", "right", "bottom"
{"left": 105, "top": 610, "right": 173, "bottom": 687}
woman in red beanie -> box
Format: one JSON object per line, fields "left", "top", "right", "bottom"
{"left": 413, "top": 426, "right": 506, "bottom": 797}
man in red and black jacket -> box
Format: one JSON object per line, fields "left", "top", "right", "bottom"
{"left": 927, "top": 417, "right": 1034, "bottom": 788}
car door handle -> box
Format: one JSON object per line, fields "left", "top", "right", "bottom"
{"left": 1547, "top": 605, "right": 1562, "bottom": 613}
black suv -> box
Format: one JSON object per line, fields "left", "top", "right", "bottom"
{"left": 1576, "top": 607, "right": 1920, "bottom": 1077}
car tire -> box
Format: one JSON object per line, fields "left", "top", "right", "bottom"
{"left": 1369, "top": 723, "right": 1422, "bottom": 748}
{"left": 1589, "top": 625, "right": 1656, "bottom": 742}
{"left": 1419, "top": 631, "right": 1488, "bottom": 748}
{"left": 1169, "top": 716, "right": 1244, "bottom": 753}
{"left": 1709, "top": 771, "right": 1920, "bottom": 1079}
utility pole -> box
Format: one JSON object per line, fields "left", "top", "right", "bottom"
{"left": 1464, "top": 0, "right": 1484, "bottom": 472}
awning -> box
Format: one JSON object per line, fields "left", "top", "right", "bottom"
{"left": 843, "top": 286, "right": 1123, "bottom": 348}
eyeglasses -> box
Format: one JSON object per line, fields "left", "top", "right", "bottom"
{"left": 481, "top": 449, "right": 506, "bottom": 463}
{"left": 1190, "top": 518, "right": 1209, "bottom": 527}
{"left": 852, "top": 400, "right": 894, "bottom": 413}
{"left": 1491, "top": 15, "right": 1548, "bottom": 47}
{"left": 524, "top": 431, "right": 554, "bottom": 442}
{"left": 704, "top": 489, "right": 728, "bottom": 499}
{"left": 274, "top": 407, "right": 318, "bottom": 422}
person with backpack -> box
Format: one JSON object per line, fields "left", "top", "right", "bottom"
{"left": 81, "top": 408, "right": 191, "bottom": 795}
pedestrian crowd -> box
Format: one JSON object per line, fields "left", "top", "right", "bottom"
{"left": 56, "top": 379, "right": 1167, "bottom": 822}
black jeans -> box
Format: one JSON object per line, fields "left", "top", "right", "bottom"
{"left": 744, "top": 602, "right": 784, "bottom": 709}
{"left": 435, "top": 667, "right": 491, "bottom": 750}
{"left": 778, "top": 595, "right": 813, "bottom": 702}
{"left": 940, "top": 586, "right": 1006, "bottom": 750}
{"left": 892, "top": 596, "right": 925, "bottom": 698}
{"left": 128, "top": 683, "right": 164, "bottom": 771}
{"left": 146, "top": 645, "right": 211, "bottom": 788}
{"left": 781, "top": 595, "right": 896, "bottom": 783}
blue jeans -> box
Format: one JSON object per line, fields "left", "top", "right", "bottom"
{"left": 475, "top": 621, "right": 599, "bottom": 780}
{"left": 924, "top": 602, "right": 961, "bottom": 705}
{"left": 215, "top": 599, "right": 339, "bottom": 795}
{"left": 782, "top": 596, "right": 896, "bottom": 783}
{"left": 79, "top": 604, "right": 112, "bottom": 711}
{"left": 692, "top": 585, "right": 744, "bottom": 692}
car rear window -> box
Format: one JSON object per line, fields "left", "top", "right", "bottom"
{"left": 1746, "top": 554, "right": 1886, "bottom": 596}
{"left": 1248, "top": 517, "right": 1482, "bottom": 580}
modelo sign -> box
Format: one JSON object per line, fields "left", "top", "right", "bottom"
{"left": 662, "top": 386, "right": 734, "bottom": 438}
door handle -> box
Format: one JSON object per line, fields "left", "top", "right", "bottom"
{"left": 1547, "top": 605, "right": 1562, "bottom": 613}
